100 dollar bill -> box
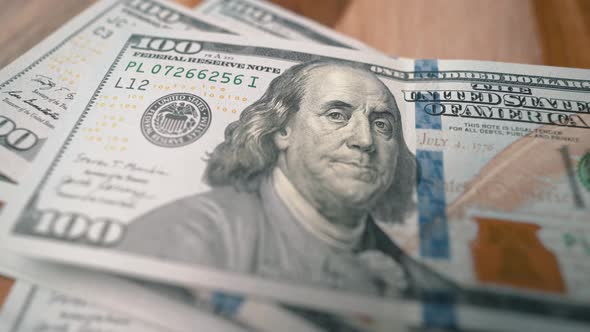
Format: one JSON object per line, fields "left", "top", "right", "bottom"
{"left": 195, "top": 0, "right": 372, "bottom": 50}
{"left": 0, "top": 251, "right": 250, "bottom": 332}
{"left": 2, "top": 30, "right": 590, "bottom": 329}
{"left": 2, "top": 29, "right": 419, "bottom": 315}
{"left": 0, "top": 277, "right": 183, "bottom": 332}
{"left": 2, "top": 192, "right": 585, "bottom": 332}
{"left": 0, "top": 0, "right": 234, "bottom": 184}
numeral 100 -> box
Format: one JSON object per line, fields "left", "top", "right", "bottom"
{"left": 33, "top": 210, "right": 124, "bottom": 246}
{"left": 0, "top": 116, "right": 38, "bottom": 151}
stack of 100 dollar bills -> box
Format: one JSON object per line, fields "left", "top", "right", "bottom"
{"left": 0, "top": 1, "right": 589, "bottom": 331}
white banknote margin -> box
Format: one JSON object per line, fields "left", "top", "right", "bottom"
{"left": 0, "top": 277, "right": 178, "bottom": 332}
{"left": 455, "top": 305, "right": 589, "bottom": 332}
{"left": 0, "top": 0, "right": 241, "bottom": 184}
{"left": 0, "top": 253, "right": 250, "bottom": 332}
{"left": 0, "top": 29, "right": 422, "bottom": 318}
{"left": 0, "top": 279, "right": 32, "bottom": 332}
{"left": 436, "top": 59, "right": 590, "bottom": 85}
{"left": 195, "top": 0, "right": 375, "bottom": 51}
{"left": 206, "top": 298, "right": 327, "bottom": 332}
{"left": 0, "top": 181, "right": 16, "bottom": 205}
{"left": 0, "top": 240, "right": 585, "bottom": 330}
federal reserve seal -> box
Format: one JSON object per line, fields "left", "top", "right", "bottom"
{"left": 141, "top": 93, "right": 211, "bottom": 147}
{"left": 578, "top": 152, "right": 590, "bottom": 192}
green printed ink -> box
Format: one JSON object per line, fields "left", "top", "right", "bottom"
{"left": 578, "top": 152, "right": 590, "bottom": 192}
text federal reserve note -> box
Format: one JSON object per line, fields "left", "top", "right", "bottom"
{"left": 0, "top": 0, "right": 234, "bottom": 184}
{"left": 195, "top": 0, "right": 371, "bottom": 50}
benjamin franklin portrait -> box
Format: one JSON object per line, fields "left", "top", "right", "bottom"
{"left": 119, "top": 60, "right": 456, "bottom": 298}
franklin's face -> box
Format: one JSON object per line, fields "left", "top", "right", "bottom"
{"left": 276, "top": 65, "right": 401, "bottom": 217}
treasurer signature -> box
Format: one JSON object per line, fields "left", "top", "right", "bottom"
{"left": 3, "top": 90, "right": 60, "bottom": 119}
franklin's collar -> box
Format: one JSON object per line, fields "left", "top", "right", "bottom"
{"left": 270, "top": 167, "right": 367, "bottom": 251}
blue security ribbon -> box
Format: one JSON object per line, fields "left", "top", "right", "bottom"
{"left": 414, "top": 59, "right": 456, "bottom": 328}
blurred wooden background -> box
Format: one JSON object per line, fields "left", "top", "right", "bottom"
{"left": 0, "top": 0, "right": 589, "bottom": 69}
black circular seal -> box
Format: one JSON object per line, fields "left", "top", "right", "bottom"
{"left": 141, "top": 93, "right": 211, "bottom": 148}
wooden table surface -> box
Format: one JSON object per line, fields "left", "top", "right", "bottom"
{"left": 0, "top": 0, "right": 587, "bottom": 312}
{"left": 0, "top": 275, "right": 15, "bottom": 309}
{"left": 0, "top": 0, "right": 588, "bottom": 69}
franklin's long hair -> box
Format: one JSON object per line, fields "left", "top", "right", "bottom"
{"left": 204, "top": 60, "right": 417, "bottom": 223}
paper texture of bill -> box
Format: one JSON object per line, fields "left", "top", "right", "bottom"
{"left": 194, "top": 2, "right": 590, "bottom": 323}
{"left": 2, "top": 28, "right": 590, "bottom": 329}
{"left": 195, "top": 0, "right": 372, "bottom": 50}
{"left": 0, "top": 0, "right": 234, "bottom": 184}
{"left": 0, "top": 277, "right": 179, "bottom": 332}
{"left": 0, "top": 248, "right": 408, "bottom": 332}
{"left": 403, "top": 58, "right": 590, "bottom": 328}
{"left": 1, "top": 30, "right": 419, "bottom": 315}
{"left": 406, "top": 59, "right": 590, "bottom": 295}
{"left": 1, "top": 180, "right": 245, "bottom": 332}
{"left": 0, "top": 257, "right": 587, "bottom": 332}
{"left": 1, "top": 252, "right": 570, "bottom": 332}
{"left": 0, "top": 252, "right": 252, "bottom": 332}
{"left": 0, "top": 182, "right": 15, "bottom": 210}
